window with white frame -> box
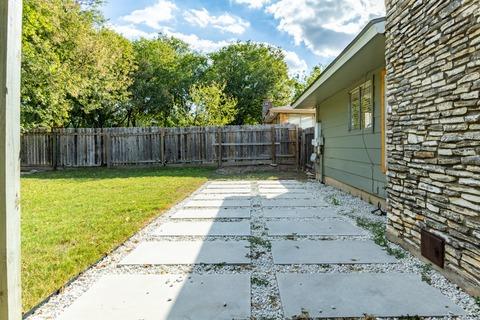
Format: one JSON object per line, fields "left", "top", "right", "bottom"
{"left": 349, "top": 80, "right": 373, "bottom": 130}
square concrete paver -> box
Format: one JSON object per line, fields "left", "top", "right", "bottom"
{"left": 183, "top": 199, "right": 251, "bottom": 208}
{"left": 262, "top": 208, "right": 340, "bottom": 218}
{"left": 276, "top": 273, "right": 465, "bottom": 318}
{"left": 192, "top": 194, "right": 253, "bottom": 200}
{"left": 261, "top": 193, "right": 318, "bottom": 199}
{"left": 205, "top": 185, "right": 252, "bottom": 190}
{"left": 262, "top": 199, "right": 327, "bottom": 207}
{"left": 200, "top": 188, "right": 252, "bottom": 194}
{"left": 120, "top": 241, "right": 250, "bottom": 265}
{"left": 153, "top": 221, "right": 251, "bottom": 236}
{"left": 271, "top": 240, "right": 397, "bottom": 264}
{"left": 171, "top": 208, "right": 251, "bottom": 219}
{"left": 58, "top": 274, "right": 251, "bottom": 320}
{"left": 208, "top": 181, "right": 251, "bottom": 185}
{"left": 266, "top": 220, "right": 364, "bottom": 236}
{"left": 257, "top": 180, "right": 304, "bottom": 186}
{"left": 258, "top": 187, "right": 308, "bottom": 194}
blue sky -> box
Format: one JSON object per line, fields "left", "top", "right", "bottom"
{"left": 102, "top": 0, "right": 385, "bottom": 78}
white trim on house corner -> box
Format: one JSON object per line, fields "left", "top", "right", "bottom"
{"left": 293, "top": 18, "right": 385, "bottom": 109}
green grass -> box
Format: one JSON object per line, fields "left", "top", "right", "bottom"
{"left": 21, "top": 167, "right": 213, "bottom": 312}
{"left": 21, "top": 166, "right": 303, "bottom": 312}
{"left": 355, "top": 217, "right": 406, "bottom": 259}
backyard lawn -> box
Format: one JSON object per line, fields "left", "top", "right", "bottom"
{"left": 21, "top": 166, "right": 306, "bottom": 312}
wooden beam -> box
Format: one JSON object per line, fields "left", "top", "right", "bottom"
{"left": 380, "top": 68, "right": 387, "bottom": 173}
{"left": 0, "top": 1, "right": 23, "bottom": 319}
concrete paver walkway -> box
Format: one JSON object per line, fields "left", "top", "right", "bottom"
{"left": 54, "top": 179, "right": 466, "bottom": 320}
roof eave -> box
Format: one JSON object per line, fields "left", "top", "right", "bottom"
{"left": 292, "top": 17, "right": 386, "bottom": 109}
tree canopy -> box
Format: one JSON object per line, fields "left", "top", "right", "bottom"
{"left": 21, "top": 0, "right": 318, "bottom": 129}
{"left": 206, "top": 42, "right": 293, "bottom": 125}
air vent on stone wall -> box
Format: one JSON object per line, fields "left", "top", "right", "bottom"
{"left": 421, "top": 230, "right": 445, "bottom": 268}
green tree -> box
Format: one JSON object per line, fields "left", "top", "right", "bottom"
{"left": 21, "top": 0, "right": 135, "bottom": 129}
{"left": 69, "top": 29, "right": 136, "bottom": 128}
{"left": 206, "top": 42, "right": 293, "bottom": 125}
{"left": 292, "top": 64, "right": 323, "bottom": 102}
{"left": 129, "top": 35, "right": 207, "bottom": 126}
{"left": 180, "top": 82, "right": 237, "bottom": 126}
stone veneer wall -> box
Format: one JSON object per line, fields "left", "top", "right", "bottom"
{"left": 385, "top": 0, "right": 480, "bottom": 295}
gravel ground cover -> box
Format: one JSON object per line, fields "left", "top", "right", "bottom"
{"left": 26, "top": 180, "right": 480, "bottom": 320}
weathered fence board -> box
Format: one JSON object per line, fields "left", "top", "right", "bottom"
{"left": 21, "top": 124, "right": 314, "bottom": 169}
{"left": 300, "top": 127, "right": 315, "bottom": 170}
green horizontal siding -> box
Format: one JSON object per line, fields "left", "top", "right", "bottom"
{"left": 318, "top": 67, "right": 386, "bottom": 198}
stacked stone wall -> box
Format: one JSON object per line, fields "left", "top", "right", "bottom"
{"left": 385, "top": 0, "right": 480, "bottom": 294}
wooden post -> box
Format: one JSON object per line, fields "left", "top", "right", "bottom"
{"left": 51, "top": 129, "right": 58, "bottom": 169}
{"left": 160, "top": 128, "right": 165, "bottom": 166}
{"left": 295, "top": 126, "right": 300, "bottom": 170}
{"left": 104, "top": 131, "right": 112, "bottom": 168}
{"left": 217, "top": 127, "right": 222, "bottom": 167}
{"left": 271, "top": 126, "right": 276, "bottom": 165}
{"left": 0, "top": 0, "right": 23, "bottom": 319}
{"left": 301, "top": 130, "right": 306, "bottom": 171}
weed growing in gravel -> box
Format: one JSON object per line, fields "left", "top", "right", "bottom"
{"left": 251, "top": 276, "right": 269, "bottom": 287}
{"left": 475, "top": 297, "right": 480, "bottom": 307}
{"left": 210, "top": 262, "right": 227, "bottom": 270}
{"left": 398, "top": 316, "right": 421, "bottom": 320}
{"left": 249, "top": 236, "right": 272, "bottom": 250}
{"left": 331, "top": 196, "right": 341, "bottom": 206}
{"left": 268, "top": 295, "right": 279, "bottom": 308}
{"left": 420, "top": 264, "right": 433, "bottom": 284}
{"left": 292, "top": 308, "right": 310, "bottom": 319}
{"left": 355, "top": 217, "right": 406, "bottom": 259}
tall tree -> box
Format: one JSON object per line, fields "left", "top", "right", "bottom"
{"left": 179, "top": 82, "right": 237, "bottom": 127}
{"left": 21, "top": 0, "right": 135, "bottom": 129}
{"left": 292, "top": 65, "right": 323, "bottom": 102}
{"left": 129, "top": 35, "right": 207, "bottom": 126}
{"left": 206, "top": 42, "right": 293, "bottom": 125}
{"left": 68, "top": 29, "right": 136, "bottom": 128}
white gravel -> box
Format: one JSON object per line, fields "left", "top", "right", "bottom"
{"left": 26, "top": 179, "right": 480, "bottom": 320}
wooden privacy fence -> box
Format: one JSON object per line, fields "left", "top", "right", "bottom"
{"left": 300, "top": 127, "right": 315, "bottom": 170}
{"left": 21, "top": 124, "right": 314, "bottom": 169}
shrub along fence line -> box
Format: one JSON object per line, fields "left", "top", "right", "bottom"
{"left": 21, "top": 124, "right": 314, "bottom": 169}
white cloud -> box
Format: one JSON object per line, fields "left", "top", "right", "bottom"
{"left": 122, "top": 0, "right": 177, "bottom": 29}
{"left": 233, "top": 0, "right": 271, "bottom": 9}
{"left": 165, "top": 31, "right": 233, "bottom": 52}
{"left": 184, "top": 8, "right": 250, "bottom": 35}
{"left": 283, "top": 50, "right": 308, "bottom": 77}
{"left": 266, "top": 0, "right": 385, "bottom": 58}
{"left": 109, "top": 24, "right": 157, "bottom": 40}
{"left": 110, "top": 22, "right": 231, "bottom": 53}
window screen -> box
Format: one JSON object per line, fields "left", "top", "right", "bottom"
{"left": 350, "top": 80, "right": 373, "bottom": 130}
{"left": 350, "top": 88, "right": 361, "bottom": 130}
{"left": 361, "top": 81, "right": 373, "bottom": 128}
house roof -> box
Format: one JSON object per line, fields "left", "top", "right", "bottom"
{"left": 264, "top": 105, "right": 315, "bottom": 123}
{"left": 293, "top": 17, "right": 386, "bottom": 109}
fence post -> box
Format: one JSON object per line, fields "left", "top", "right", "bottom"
{"left": 51, "top": 129, "right": 58, "bottom": 169}
{"left": 295, "top": 126, "right": 300, "bottom": 170}
{"left": 217, "top": 127, "right": 222, "bottom": 167}
{"left": 160, "top": 128, "right": 165, "bottom": 166}
{"left": 301, "top": 129, "right": 306, "bottom": 171}
{"left": 271, "top": 126, "right": 276, "bottom": 165}
{"left": 104, "top": 130, "right": 112, "bottom": 168}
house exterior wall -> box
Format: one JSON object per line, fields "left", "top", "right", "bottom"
{"left": 385, "top": 0, "right": 480, "bottom": 295}
{"left": 317, "top": 67, "right": 387, "bottom": 199}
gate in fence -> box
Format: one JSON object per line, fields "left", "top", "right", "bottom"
{"left": 21, "top": 125, "right": 314, "bottom": 169}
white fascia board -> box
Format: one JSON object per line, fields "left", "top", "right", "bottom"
{"left": 293, "top": 19, "right": 385, "bottom": 109}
